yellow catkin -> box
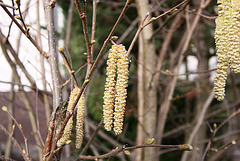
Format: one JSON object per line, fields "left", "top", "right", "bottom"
{"left": 57, "top": 87, "right": 80, "bottom": 147}
{"left": 113, "top": 45, "right": 129, "bottom": 135}
{"left": 226, "top": 0, "right": 240, "bottom": 73}
{"left": 57, "top": 116, "right": 73, "bottom": 147}
{"left": 214, "top": 63, "right": 228, "bottom": 101}
{"left": 214, "top": 1, "right": 228, "bottom": 101}
{"left": 214, "top": 0, "right": 240, "bottom": 101}
{"left": 103, "top": 45, "right": 117, "bottom": 131}
{"left": 76, "top": 94, "right": 85, "bottom": 149}
{"left": 103, "top": 44, "right": 129, "bottom": 135}
{"left": 67, "top": 87, "right": 80, "bottom": 111}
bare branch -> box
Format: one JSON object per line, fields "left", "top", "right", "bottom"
{"left": 77, "top": 144, "right": 192, "bottom": 160}
{"left": 0, "top": 124, "right": 31, "bottom": 161}
{"left": 0, "top": 0, "right": 48, "bottom": 58}
{"left": 0, "top": 2, "right": 17, "bottom": 9}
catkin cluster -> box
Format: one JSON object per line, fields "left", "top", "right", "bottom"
{"left": 214, "top": 0, "right": 240, "bottom": 101}
{"left": 103, "top": 44, "right": 129, "bottom": 135}
{"left": 57, "top": 87, "right": 85, "bottom": 148}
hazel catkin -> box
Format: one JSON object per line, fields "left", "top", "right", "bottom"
{"left": 214, "top": 0, "right": 240, "bottom": 101}
{"left": 113, "top": 45, "right": 129, "bottom": 135}
{"left": 57, "top": 87, "right": 80, "bottom": 147}
{"left": 103, "top": 44, "right": 129, "bottom": 135}
{"left": 76, "top": 94, "right": 85, "bottom": 149}
{"left": 103, "top": 45, "right": 117, "bottom": 131}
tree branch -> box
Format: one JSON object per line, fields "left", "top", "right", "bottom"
{"left": 0, "top": 0, "right": 48, "bottom": 58}
{"left": 77, "top": 144, "right": 192, "bottom": 160}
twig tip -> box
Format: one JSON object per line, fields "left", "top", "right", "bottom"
{"left": 179, "top": 144, "right": 193, "bottom": 151}
{"left": 2, "top": 106, "right": 8, "bottom": 112}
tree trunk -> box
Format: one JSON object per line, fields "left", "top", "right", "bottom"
{"left": 136, "top": 35, "right": 144, "bottom": 161}
{"left": 44, "top": 1, "right": 62, "bottom": 160}
{"left": 45, "top": 0, "right": 62, "bottom": 109}
{"left": 135, "top": 1, "right": 157, "bottom": 161}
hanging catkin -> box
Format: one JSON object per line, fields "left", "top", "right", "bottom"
{"left": 103, "top": 45, "right": 117, "bottom": 131}
{"left": 103, "top": 44, "right": 129, "bottom": 135}
{"left": 214, "top": 0, "right": 240, "bottom": 101}
{"left": 75, "top": 94, "right": 85, "bottom": 149}
{"left": 57, "top": 87, "right": 80, "bottom": 147}
{"left": 113, "top": 45, "right": 129, "bottom": 135}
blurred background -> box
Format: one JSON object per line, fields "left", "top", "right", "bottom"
{"left": 1, "top": 0, "right": 240, "bottom": 161}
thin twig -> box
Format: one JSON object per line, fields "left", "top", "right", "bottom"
{"left": 65, "top": 0, "right": 74, "bottom": 48}
{"left": 85, "top": 0, "right": 130, "bottom": 80}
{"left": 58, "top": 49, "right": 79, "bottom": 87}
{"left": 0, "top": 0, "right": 48, "bottom": 58}
{"left": 61, "top": 63, "right": 88, "bottom": 88}
{"left": 82, "top": 0, "right": 99, "bottom": 140}
{"left": 2, "top": 108, "right": 31, "bottom": 158}
{"left": 0, "top": 2, "right": 17, "bottom": 9}
{"left": 185, "top": 9, "right": 216, "bottom": 19}
{"left": 201, "top": 108, "right": 240, "bottom": 161}
{"left": 25, "top": 24, "right": 49, "bottom": 40}
{"left": 80, "top": 119, "right": 103, "bottom": 155}
{"left": 77, "top": 144, "right": 192, "bottom": 160}
{"left": 126, "top": 0, "right": 189, "bottom": 58}
{"left": 159, "top": 68, "right": 217, "bottom": 77}
{"left": 74, "top": 0, "right": 92, "bottom": 68}
{"left": 90, "top": 0, "right": 98, "bottom": 59}
{"left": 126, "top": 13, "right": 149, "bottom": 57}
{"left": 142, "top": 0, "right": 189, "bottom": 28}
{"left": 151, "top": 1, "right": 189, "bottom": 38}
{"left": 27, "top": 60, "right": 53, "bottom": 94}
{"left": 0, "top": 31, "right": 36, "bottom": 87}
{"left": 217, "top": 138, "right": 240, "bottom": 151}
{"left": 16, "top": 2, "right": 28, "bottom": 32}
{"left": 215, "top": 109, "right": 240, "bottom": 132}
{"left": 0, "top": 124, "right": 31, "bottom": 161}
{"left": 0, "top": 80, "right": 50, "bottom": 95}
